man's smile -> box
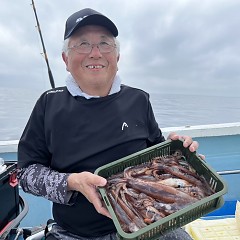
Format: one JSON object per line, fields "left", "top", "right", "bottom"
{"left": 86, "top": 65, "right": 105, "bottom": 69}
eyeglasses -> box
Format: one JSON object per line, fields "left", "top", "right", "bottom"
{"left": 68, "top": 41, "right": 116, "bottom": 54}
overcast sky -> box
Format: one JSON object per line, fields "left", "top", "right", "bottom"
{"left": 1, "top": 0, "right": 240, "bottom": 97}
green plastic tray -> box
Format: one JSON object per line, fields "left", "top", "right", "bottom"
{"left": 95, "top": 139, "right": 228, "bottom": 240}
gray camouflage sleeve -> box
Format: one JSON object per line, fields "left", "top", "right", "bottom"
{"left": 17, "top": 163, "right": 78, "bottom": 205}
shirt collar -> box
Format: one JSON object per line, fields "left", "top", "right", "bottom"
{"left": 65, "top": 74, "right": 121, "bottom": 99}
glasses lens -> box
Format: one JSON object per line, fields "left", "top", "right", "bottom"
{"left": 77, "top": 42, "right": 91, "bottom": 53}
{"left": 98, "top": 42, "right": 114, "bottom": 53}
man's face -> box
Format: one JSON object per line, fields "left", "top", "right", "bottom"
{"left": 63, "top": 25, "right": 119, "bottom": 95}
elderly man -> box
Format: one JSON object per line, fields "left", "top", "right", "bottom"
{"left": 18, "top": 8, "right": 195, "bottom": 240}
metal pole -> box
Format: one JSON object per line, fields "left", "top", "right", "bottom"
{"left": 217, "top": 170, "right": 240, "bottom": 175}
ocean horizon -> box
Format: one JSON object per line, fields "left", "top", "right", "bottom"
{"left": 1, "top": 87, "right": 240, "bottom": 141}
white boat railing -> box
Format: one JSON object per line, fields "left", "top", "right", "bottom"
{"left": 161, "top": 122, "right": 240, "bottom": 138}
{"left": 0, "top": 140, "right": 18, "bottom": 153}
{"left": 1, "top": 122, "right": 240, "bottom": 153}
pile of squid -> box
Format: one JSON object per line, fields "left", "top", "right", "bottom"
{"left": 105, "top": 150, "right": 214, "bottom": 233}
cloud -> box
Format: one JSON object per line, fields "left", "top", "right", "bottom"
{"left": 0, "top": 0, "right": 240, "bottom": 96}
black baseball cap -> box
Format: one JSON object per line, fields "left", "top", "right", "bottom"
{"left": 64, "top": 8, "right": 118, "bottom": 39}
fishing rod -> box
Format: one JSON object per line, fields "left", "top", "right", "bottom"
{"left": 30, "top": 0, "right": 55, "bottom": 88}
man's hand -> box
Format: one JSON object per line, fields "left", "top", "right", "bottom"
{"left": 67, "top": 172, "right": 111, "bottom": 218}
{"left": 167, "top": 132, "right": 205, "bottom": 160}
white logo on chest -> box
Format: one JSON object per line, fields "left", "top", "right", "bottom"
{"left": 121, "top": 122, "right": 128, "bottom": 131}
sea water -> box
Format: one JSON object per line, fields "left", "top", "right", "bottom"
{"left": 0, "top": 87, "right": 240, "bottom": 141}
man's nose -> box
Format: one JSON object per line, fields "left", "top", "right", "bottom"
{"left": 89, "top": 45, "right": 102, "bottom": 58}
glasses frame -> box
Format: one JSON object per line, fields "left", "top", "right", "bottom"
{"left": 68, "top": 41, "right": 117, "bottom": 54}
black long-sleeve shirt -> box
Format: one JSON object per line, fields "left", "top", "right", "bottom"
{"left": 18, "top": 84, "right": 165, "bottom": 237}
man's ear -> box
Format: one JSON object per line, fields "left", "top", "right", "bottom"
{"left": 62, "top": 52, "right": 69, "bottom": 72}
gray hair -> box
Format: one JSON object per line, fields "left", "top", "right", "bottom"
{"left": 62, "top": 38, "right": 70, "bottom": 55}
{"left": 62, "top": 37, "right": 120, "bottom": 56}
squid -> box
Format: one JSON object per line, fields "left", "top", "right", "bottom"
{"left": 105, "top": 150, "right": 214, "bottom": 233}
